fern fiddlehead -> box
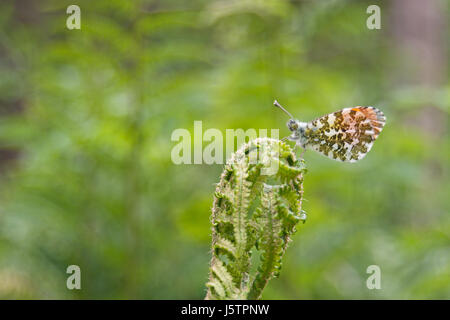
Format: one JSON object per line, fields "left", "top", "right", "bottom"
{"left": 205, "top": 138, "right": 306, "bottom": 300}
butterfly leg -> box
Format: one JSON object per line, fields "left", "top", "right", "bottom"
{"left": 293, "top": 143, "right": 306, "bottom": 160}
{"left": 299, "top": 148, "right": 306, "bottom": 160}
{"left": 281, "top": 136, "right": 306, "bottom": 160}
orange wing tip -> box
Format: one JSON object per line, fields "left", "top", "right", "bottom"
{"left": 362, "top": 106, "right": 386, "bottom": 123}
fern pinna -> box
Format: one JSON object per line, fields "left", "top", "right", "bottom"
{"left": 205, "top": 138, "right": 307, "bottom": 300}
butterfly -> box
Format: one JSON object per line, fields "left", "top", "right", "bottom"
{"left": 274, "top": 100, "right": 386, "bottom": 162}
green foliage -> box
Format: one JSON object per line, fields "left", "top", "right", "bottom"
{"left": 206, "top": 138, "right": 306, "bottom": 299}
{"left": 0, "top": 0, "right": 448, "bottom": 299}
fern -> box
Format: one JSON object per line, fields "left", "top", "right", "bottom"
{"left": 205, "top": 138, "right": 306, "bottom": 300}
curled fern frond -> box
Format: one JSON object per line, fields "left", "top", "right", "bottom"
{"left": 205, "top": 138, "right": 306, "bottom": 300}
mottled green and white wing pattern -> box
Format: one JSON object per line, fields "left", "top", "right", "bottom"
{"left": 303, "top": 107, "right": 386, "bottom": 162}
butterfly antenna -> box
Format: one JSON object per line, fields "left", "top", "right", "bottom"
{"left": 273, "top": 100, "right": 294, "bottom": 119}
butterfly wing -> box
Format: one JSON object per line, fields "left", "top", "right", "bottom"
{"left": 303, "top": 107, "right": 386, "bottom": 162}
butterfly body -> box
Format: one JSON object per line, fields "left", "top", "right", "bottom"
{"left": 275, "top": 102, "right": 386, "bottom": 162}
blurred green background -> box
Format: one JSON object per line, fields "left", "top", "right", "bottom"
{"left": 0, "top": 0, "right": 449, "bottom": 299}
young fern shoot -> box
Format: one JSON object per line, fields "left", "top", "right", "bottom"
{"left": 205, "top": 138, "right": 306, "bottom": 300}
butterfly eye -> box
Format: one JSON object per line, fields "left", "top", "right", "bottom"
{"left": 287, "top": 119, "right": 298, "bottom": 131}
